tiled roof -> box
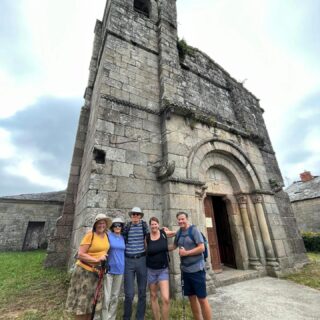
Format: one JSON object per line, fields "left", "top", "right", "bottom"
{"left": 286, "top": 176, "right": 320, "bottom": 202}
{"left": 0, "top": 191, "right": 66, "bottom": 202}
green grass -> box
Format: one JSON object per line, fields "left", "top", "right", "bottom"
{"left": 282, "top": 252, "right": 320, "bottom": 290}
{"left": 0, "top": 250, "right": 71, "bottom": 320}
{"left": 2, "top": 250, "right": 319, "bottom": 319}
{"left": 0, "top": 250, "right": 192, "bottom": 319}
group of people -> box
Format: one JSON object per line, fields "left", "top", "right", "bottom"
{"left": 66, "top": 207, "right": 212, "bottom": 320}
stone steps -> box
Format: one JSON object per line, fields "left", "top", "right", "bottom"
{"left": 214, "top": 266, "right": 266, "bottom": 287}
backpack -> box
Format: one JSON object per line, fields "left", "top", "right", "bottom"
{"left": 176, "top": 225, "right": 208, "bottom": 262}
{"left": 146, "top": 228, "right": 167, "bottom": 244}
{"left": 122, "top": 220, "right": 148, "bottom": 243}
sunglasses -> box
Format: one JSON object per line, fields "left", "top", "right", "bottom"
{"left": 131, "top": 213, "right": 141, "bottom": 216}
{"left": 113, "top": 223, "right": 122, "bottom": 228}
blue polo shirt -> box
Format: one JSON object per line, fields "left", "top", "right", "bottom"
{"left": 107, "top": 231, "right": 125, "bottom": 275}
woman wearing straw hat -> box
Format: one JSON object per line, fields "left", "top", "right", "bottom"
{"left": 101, "top": 217, "right": 125, "bottom": 320}
{"left": 66, "top": 213, "right": 111, "bottom": 320}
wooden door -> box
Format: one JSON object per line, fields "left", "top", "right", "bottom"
{"left": 213, "top": 197, "right": 236, "bottom": 268}
{"left": 204, "top": 197, "right": 222, "bottom": 272}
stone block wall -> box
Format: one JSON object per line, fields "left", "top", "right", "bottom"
{"left": 0, "top": 199, "right": 63, "bottom": 251}
{"left": 69, "top": 97, "right": 163, "bottom": 257}
{"left": 291, "top": 198, "right": 320, "bottom": 232}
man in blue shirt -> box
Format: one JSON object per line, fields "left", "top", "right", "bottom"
{"left": 173, "top": 211, "right": 212, "bottom": 320}
{"left": 122, "top": 207, "right": 149, "bottom": 320}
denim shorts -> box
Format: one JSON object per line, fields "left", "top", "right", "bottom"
{"left": 182, "top": 269, "right": 207, "bottom": 298}
{"left": 147, "top": 267, "right": 169, "bottom": 285}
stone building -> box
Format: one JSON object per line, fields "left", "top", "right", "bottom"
{"left": 46, "top": 0, "right": 307, "bottom": 291}
{"left": 286, "top": 171, "right": 320, "bottom": 232}
{"left": 0, "top": 191, "right": 65, "bottom": 251}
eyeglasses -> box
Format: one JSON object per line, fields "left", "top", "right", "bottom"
{"left": 131, "top": 213, "right": 141, "bottom": 216}
{"left": 113, "top": 223, "right": 122, "bottom": 228}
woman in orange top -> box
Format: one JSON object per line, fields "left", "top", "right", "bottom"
{"left": 66, "top": 214, "right": 111, "bottom": 320}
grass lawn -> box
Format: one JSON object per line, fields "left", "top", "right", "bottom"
{"left": 282, "top": 252, "right": 320, "bottom": 290}
{"left": 0, "top": 250, "right": 192, "bottom": 319}
{"left": 2, "top": 250, "right": 318, "bottom": 319}
{"left": 0, "top": 250, "right": 71, "bottom": 320}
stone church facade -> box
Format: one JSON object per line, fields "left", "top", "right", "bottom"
{"left": 46, "top": 0, "right": 307, "bottom": 291}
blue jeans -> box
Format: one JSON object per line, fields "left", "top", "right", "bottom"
{"left": 123, "top": 256, "right": 147, "bottom": 320}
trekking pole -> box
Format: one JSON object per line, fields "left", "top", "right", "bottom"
{"left": 90, "top": 258, "right": 107, "bottom": 320}
{"left": 180, "top": 263, "right": 186, "bottom": 320}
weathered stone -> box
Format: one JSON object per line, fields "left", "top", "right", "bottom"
{"left": 112, "top": 161, "right": 134, "bottom": 177}
{"left": 103, "top": 147, "right": 126, "bottom": 162}
{"left": 117, "top": 177, "right": 146, "bottom": 193}
{"left": 126, "top": 150, "right": 148, "bottom": 166}
{"left": 44, "top": 0, "right": 306, "bottom": 291}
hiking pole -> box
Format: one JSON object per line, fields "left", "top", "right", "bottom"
{"left": 91, "top": 258, "right": 107, "bottom": 320}
{"left": 180, "top": 263, "right": 186, "bottom": 320}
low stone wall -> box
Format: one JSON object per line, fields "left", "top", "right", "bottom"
{"left": 0, "top": 199, "right": 63, "bottom": 251}
{"left": 291, "top": 197, "right": 320, "bottom": 232}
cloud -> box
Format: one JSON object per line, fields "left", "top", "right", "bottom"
{"left": 0, "top": 96, "right": 81, "bottom": 196}
{"left": 0, "top": 1, "right": 40, "bottom": 118}
{"left": 0, "top": 162, "right": 57, "bottom": 196}
{"left": 177, "top": 0, "right": 320, "bottom": 184}
{"left": 0, "top": 0, "right": 105, "bottom": 119}
{"left": 0, "top": 0, "right": 37, "bottom": 75}
{"left": 276, "top": 92, "right": 320, "bottom": 183}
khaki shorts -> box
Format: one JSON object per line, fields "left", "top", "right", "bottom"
{"left": 65, "top": 265, "right": 103, "bottom": 315}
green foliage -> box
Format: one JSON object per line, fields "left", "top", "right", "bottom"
{"left": 283, "top": 252, "right": 320, "bottom": 290}
{"left": 177, "top": 38, "right": 196, "bottom": 61}
{"left": 302, "top": 232, "right": 320, "bottom": 252}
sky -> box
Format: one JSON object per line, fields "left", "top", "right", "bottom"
{"left": 0, "top": 0, "right": 319, "bottom": 196}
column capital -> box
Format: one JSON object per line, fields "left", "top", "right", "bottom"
{"left": 195, "top": 185, "right": 208, "bottom": 199}
{"left": 236, "top": 194, "right": 248, "bottom": 205}
{"left": 252, "top": 194, "right": 263, "bottom": 204}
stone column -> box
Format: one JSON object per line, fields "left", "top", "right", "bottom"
{"left": 195, "top": 185, "right": 216, "bottom": 294}
{"left": 252, "top": 195, "right": 279, "bottom": 268}
{"left": 236, "top": 195, "right": 261, "bottom": 269}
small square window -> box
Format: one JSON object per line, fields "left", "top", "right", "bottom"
{"left": 134, "top": 0, "right": 150, "bottom": 18}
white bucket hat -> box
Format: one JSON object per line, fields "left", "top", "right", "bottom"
{"left": 93, "top": 213, "right": 112, "bottom": 229}
{"left": 128, "top": 207, "right": 144, "bottom": 218}
{"left": 110, "top": 217, "right": 124, "bottom": 229}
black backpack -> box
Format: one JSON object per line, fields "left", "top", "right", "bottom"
{"left": 176, "top": 225, "right": 208, "bottom": 262}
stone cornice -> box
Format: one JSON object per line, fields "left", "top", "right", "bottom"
{"left": 100, "top": 94, "right": 274, "bottom": 154}
{"left": 234, "top": 190, "right": 275, "bottom": 197}
{"left": 160, "top": 101, "right": 274, "bottom": 153}
{"left": 161, "top": 177, "right": 206, "bottom": 186}
{"left": 100, "top": 94, "right": 160, "bottom": 115}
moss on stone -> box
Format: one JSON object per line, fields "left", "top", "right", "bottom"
{"left": 177, "top": 38, "right": 196, "bottom": 61}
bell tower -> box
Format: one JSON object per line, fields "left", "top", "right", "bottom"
{"left": 45, "top": 0, "right": 180, "bottom": 267}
